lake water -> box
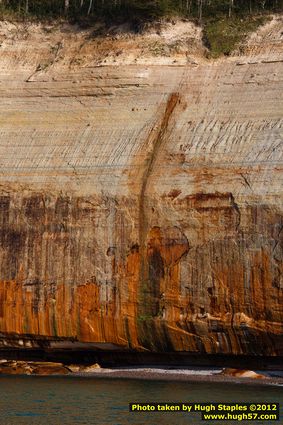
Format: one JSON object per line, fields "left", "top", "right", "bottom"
{"left": 0, "top": 376, "right": 282, "bottom": 424}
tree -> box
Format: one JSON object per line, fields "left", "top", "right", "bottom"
{"left": 198, "top": 0, "right": 203, "bottom": 20}
{"left": 229, "top": 0, "right": 234, "bottom": 16}
{"left": 87, "top": 0, "right": 93, "bottom": 15}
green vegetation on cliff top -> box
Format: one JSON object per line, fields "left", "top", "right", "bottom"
{"left": 203, "top": 14, "right": 270, "bottom": 57}
{"left": 0, "top": 1, "right": 282, "bottom": 57}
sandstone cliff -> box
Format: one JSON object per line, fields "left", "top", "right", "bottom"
{"left": 0, "top": 17, "right": 282, "bottom": 355}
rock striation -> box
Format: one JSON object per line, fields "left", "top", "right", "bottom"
{"left": 0, "top": 17, "right": 282, "bottom": 356}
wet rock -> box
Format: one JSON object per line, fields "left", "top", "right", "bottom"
{"left": 79, "top": 363, "right": 101, "bottom": 372}
{"left": 0, "top": 361, "right": 32, "bottom": 375}
{"left": 0, "top": 360, "right": 70, "bottom": 375}
{"left": 30, "top": 362, "right": 70, "bottom": 375}
{"left": 221, "top": 368, "right": 266, "bottom": 379}
{"left": 68, "top": 364, "right": 81, "bottom": 373}
{"left": 67, "top": 363, "right": 101, "bottom": 373}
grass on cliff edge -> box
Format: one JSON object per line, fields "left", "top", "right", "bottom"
{"left": 203, "top": 14, "right": 270, "bottom": 58}
{"left": 0, "top": 3, "right": 272, "bottom": 59}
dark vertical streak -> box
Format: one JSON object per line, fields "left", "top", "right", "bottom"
{"left": 138, "top": 93, "right": 180, "bottom": 334}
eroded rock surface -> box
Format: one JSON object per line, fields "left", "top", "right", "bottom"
{"left": 0, "top": 360, "right": 69, "bottom": 375}
{"left": 0, "top": 17, "right": 282, "bottom": 355}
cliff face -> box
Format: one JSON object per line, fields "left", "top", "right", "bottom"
{"left": 0, "top": 17, "right": 282, "bottom": 355}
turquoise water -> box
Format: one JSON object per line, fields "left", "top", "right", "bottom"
{"left": 0, "top": 376, "right": 282, "bottom": 424}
